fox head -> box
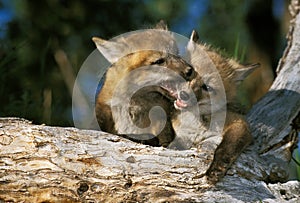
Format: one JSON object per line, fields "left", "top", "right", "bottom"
{"left": 93, "top": 27, "right": 179, "bottom": 64}
{"left": 186, "top": 30, "right": 259, "bottom": 114}
{"left": 93, "top": 36, "right": 201, "bottom": 108}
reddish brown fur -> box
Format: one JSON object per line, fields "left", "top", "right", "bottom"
{"left": 187, "top": 31, "right": 258, "bottom": 183}
{"left": 95, "top": 50, "right": 201, "bottom": 146}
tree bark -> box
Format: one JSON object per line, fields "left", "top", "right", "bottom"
{"left": 1, "top": 1, "right": 300, "bottom": 202}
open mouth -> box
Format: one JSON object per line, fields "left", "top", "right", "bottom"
{"left": 159, "top": 81, "right": 189, "bottom": 109}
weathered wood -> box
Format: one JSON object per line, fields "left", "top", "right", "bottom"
{"left": 0, "top": 117, "right": 299, "bottom": 202}
{"left": 1, "top": 1, "right": 300, "bottom": 202}
{"left": 0, "top": 118, "right": 221, "bottom": 202}
{"left": 244, "top": 0, "right": 300, "bottom": 181}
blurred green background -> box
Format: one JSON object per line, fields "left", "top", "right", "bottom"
{"left": 0, "top": 0, "right": 289, "bottom": 126}
{"left": 0, "top": 0, "right": 299, "bottom": 180}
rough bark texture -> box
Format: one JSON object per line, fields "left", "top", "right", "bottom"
{"left": 1, "top": 1, "right": 300, "bottom": 202}
{"left": 0, "top": 118, "right": 299, "bottom": 203}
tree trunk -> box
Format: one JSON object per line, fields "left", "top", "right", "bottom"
{"left": 1, "top": 1, "right": 300, "bottom": 203}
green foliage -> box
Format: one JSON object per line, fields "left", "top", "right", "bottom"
{"left": 0, "top": 0, "right": 288, "bottom": 128}
{"left": 0, "top": 0, "right": 186, "bottom": 126}
{"left": 198, "top": 0, "right": 249, "bottom": 58}
{"left": 234, "top": 33, "right": 247, "bottom": 62}
{"left": 296, "top": 149, "right": 300, "bottom": 180}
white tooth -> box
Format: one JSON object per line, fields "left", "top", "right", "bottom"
{"left": 174, "top": 101, "right": 179, "bottom": 109}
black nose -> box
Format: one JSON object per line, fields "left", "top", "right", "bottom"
{"left": 179, "top": 91, "right": 190, "bottom": 101}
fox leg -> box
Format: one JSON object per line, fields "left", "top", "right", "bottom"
{"left": 118, "top": 133, "right": 160, "bottom": 146}
{"left": 95, "top": 103, "right": 117, "bottom": 134}
{"left": 118, "top": 119, "right": 175, "bottom": 147}
{"left": 117, "top": 119, "right": 175, "bottom": 147}
{"left": 206, "top": 118, "right": 253, "bottom": 183}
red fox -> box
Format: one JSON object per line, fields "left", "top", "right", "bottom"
{"left": 93, "top": 29, "right": 202, "bottom": 147}
{"left": 183, "top": 30, "right": 260, "bottom": 183}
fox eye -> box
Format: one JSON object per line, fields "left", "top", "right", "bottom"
{"left": 201, "top": 84, "right": 213, "bottom": 92}
{"left": 185, "top": 66, "right": 194, "bottom": 78}
{"left": 151, "top": 58, "right": 165, "bottom": 65}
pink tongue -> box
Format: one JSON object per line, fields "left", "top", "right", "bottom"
{"left": 175, "top": 99, "right": 187, "bottom": 108}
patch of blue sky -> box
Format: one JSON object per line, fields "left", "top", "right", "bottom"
{"left": 273, "top": 0, "right": 285, "bottom": 19}
{"left": 171, "top": 0, "right": 208, "bottom": 36}
{"left": 0, "top": 0, "right": 14, "bottom": 38}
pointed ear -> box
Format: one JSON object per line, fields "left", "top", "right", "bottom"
{"left": 234, "top": 63, "right": 260, "bottom": 82}
{"left": 190, "top": 30, "right": 199, "bottom": 42}
{"left": 187, "top": 30, "right": 199, "bottom": 53}
{"left": 92, "top": 37, "right": 127, "bottom": 64}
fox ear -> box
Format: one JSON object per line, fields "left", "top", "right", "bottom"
{"left": 187, "top": 30, "right": 199, "bottom": 53}
{"left": 234, "top": 63, "right": 260, "bottom": 82}
{"left": 190, "top": 30, "right": 199, "bottom": 42}
{"left": 154, "top": 20, "right": 168, "bottom": 30}
{"left": 92, "top": 37, "right": 127, "bottom": 64}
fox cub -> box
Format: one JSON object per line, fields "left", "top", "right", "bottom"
{"left": 185, "top": 30, "right": 259, "bottom": 183}
{"left": 93, "top": 29, "right": 201, "bottom": 147}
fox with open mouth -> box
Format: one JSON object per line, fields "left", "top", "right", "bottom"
{"left": 93, "top": 27, "right": 202, "bottom": 147}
